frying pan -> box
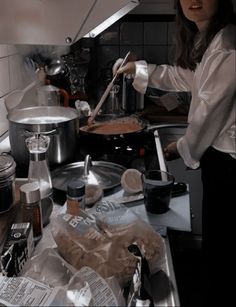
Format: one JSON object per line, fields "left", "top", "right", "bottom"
{"left": 79, "top": 114, "right": 148, "bottom": 138}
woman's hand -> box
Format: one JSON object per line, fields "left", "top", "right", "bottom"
{"left": 112, "top": 58, "right": 136, "bottom": 76}
{"left": 163, "top": 142, "right": 180, "bottom": 161}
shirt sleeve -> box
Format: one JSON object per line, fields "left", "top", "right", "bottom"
{"left": 132, "top": 60, "right": 194, "bottom": 93}
{"left": 177, "top": 49, "right": 236, "bottom": 169}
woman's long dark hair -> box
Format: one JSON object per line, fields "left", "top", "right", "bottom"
{"left": 173, "top": 0, "right": 235, "bottom": 70}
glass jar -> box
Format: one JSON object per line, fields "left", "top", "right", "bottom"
{"left": 66, "top": 178, "right": 85, "bottom": 215}
{"left": 0, "top": 153, "right": 16, "bottom": 214}
{"left": 20, "top": 181, "right": 43, "bottom": 243}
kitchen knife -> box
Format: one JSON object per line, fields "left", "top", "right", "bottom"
{"left": 106, "top": 193, "right": 144, "bottom": 204}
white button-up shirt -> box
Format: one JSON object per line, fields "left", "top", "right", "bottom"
{"left": 133, "top": 24, "right": 236, "bottom": 169}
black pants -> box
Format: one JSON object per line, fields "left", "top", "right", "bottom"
{"left": 200, "top": 147, "right": 236, "bottom": 304}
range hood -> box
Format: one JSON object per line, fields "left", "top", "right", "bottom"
{"left": 0, "top": 0, "right": 139, "bottom": 45}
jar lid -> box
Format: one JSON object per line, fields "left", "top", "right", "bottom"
{"left": 20, "top": 182, "right": 41, "bottom": 204}
{"left": 67, "top": 178, "right": 85, "bottom": 198}
{"left": 0, "top": 154, "right": 16, "bottom": 179}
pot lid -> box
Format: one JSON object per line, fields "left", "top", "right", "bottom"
{"left": 51, "top": 161, "right": 126, "bottom": 193}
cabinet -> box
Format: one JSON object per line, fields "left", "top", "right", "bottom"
{"left": 130, "top": 0, "right": 176, "bottom": 15}
{"left": 0, "top": 0, "right": 139, "bottom": 45}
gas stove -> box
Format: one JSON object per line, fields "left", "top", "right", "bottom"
{"left": 75, "top": 129, "right": 160, "bottom": 172}
{"left": 15, "top": 129, "right": 160, "bottom": 179}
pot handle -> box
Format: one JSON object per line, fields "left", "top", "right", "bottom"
{"left": 23, "top": 129, "right": 58, "bottom": 137}
{"left": 59, "top": 89, "right": 70, "bottom": 107}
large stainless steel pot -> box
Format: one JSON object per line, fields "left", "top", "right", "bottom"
{"left": 7, "top": 106, "right": 79, "bottom": 167}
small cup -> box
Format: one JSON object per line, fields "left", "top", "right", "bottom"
{"left": 142, "top": 170, "right": 174, "bottom": 214}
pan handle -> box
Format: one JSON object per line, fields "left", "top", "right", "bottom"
{"left": 147, "top": 123, "right": 188, "bottom": 132}
{"left": 84, "top": 154, "right": 93, "bottom": 177}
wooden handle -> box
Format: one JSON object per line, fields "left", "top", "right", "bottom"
{"left": 59, "top": 89, "right": 69, "bottom": 107}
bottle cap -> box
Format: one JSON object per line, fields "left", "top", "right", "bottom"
{"left": 67, "top": 178, "right": 85, "bottom": 198}
{"left": 20, "top": 182, "right": 41, "bottom": 204}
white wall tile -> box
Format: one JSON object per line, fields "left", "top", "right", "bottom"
{"left": 0, "top": 97, "right": 8, "bottom": 137}
{"left": 7, "top": 45, "right": 18, "bottom": 56}
{"left": 0, "top": 57, "right": 10, "bottom": 97}
{"left": 9, "top": 54, "right": 24, "bottom": 91}
{"left": 0, "top": 45, "right": 9, "bottom": 58}
{"left": 0, "top": 45, "right": 32, "bottom": 136}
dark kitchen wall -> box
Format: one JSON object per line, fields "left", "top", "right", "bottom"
{"left": 95, "top": 16, "right": 175, "bottom": 67}
{"left": 77, "top": 15, "right": 176, "bottom": 102}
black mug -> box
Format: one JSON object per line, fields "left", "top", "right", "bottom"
{"left": 142, "top": 170, "right": 174, "bottom": 214}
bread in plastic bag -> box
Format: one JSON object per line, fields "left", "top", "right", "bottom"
{"left": 51, "top": 201, "right": 164, "bottom": 287}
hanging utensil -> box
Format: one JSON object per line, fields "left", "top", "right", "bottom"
{"left": 87, "top": 51, "right": 131, "bottom": 125}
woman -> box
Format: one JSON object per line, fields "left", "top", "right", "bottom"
{"left": 113, "top": 0, "right": 236, "bottom": 303}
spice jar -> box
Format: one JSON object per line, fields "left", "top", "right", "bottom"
{"left": 0, "top": 153, "right": 16, "bottom": 214}
{"left": 66, "top": 178, "right": 85, "bottom": 215}
{"left": 20, "top": 182, "right": 43, "bottom": 244}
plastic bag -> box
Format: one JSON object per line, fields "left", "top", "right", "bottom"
{"left": 51, "top": 201, "right": 164, "bottom": 288}
{"left": 20, "top": 247, "right": 125, "bottom": 306}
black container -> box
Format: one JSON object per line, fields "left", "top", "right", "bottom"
{"left": 20, "top": 182, "right": 43, "bottom": 243}
{"left": 0, "top": 154, "right": 16, "bottom": 214}
{"left": 143, "top": 170, "right": 174, "bottom": 214}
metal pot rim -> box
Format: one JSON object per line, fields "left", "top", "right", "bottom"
{"left": 7, "top": 106, "right": 78, "bottom": 124}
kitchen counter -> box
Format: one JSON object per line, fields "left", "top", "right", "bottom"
{"left": 0, "top": 183, "right": 189, "bottom": 306}
{"left": 0, "top": 176, "right": 189, "bottom": 306}
{"left": 0, "top": 126, "right": 190, "bottom": 306}
{"left": 106, "top": 187, "right": 191, "bottom": 234}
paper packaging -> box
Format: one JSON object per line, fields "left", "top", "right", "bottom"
{"left": 1, "top": 222, "right": 34, "bottom": 277}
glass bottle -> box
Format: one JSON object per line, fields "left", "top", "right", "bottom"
{"left": 20, "top": 181, "right": 43, "bottom": 244}
{"left": 25, "top": 134, "right": 53, "bottom": 226}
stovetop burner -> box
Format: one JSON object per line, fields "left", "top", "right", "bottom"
{"left": 75, "top": 130, "right": 160, "bottom": 172}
